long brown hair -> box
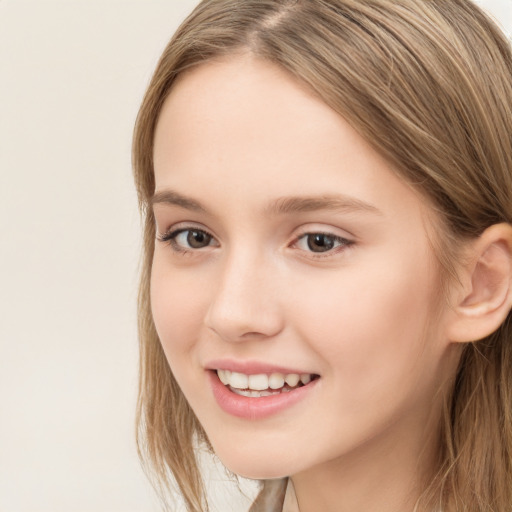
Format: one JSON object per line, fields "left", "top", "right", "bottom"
{"left": 132, "top": 1, "right": 512, "bottom": 510}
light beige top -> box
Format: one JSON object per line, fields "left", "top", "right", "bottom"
{"left": 248, "top": 479, "right": 444, "bottom": 512}
{"left": 249, "top": 478, "right": 299, "bottom": 512}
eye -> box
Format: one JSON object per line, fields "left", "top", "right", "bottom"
{"left": 158, "top": 228, "right": 217, "bottom": 252}
{"left": 295, "top": 232, "right": 352, "bottom": 254}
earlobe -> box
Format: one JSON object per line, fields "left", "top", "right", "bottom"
{"left": 447, "top": 223, "right": 512, "bottom": 343}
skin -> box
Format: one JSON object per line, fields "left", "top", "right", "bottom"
{"left": 150, "top": 54, "right": 463, "bottom": 512}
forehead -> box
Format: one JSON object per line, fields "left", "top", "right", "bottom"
{"left": 153, "top": 54, "right": 347, "bottom": 169}
{"left": 153, "top": 54, "right": 432, "bottom": 227}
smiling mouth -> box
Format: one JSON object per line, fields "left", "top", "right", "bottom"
{"left": 216, "top": 369, "right": 320, "bottom": 397}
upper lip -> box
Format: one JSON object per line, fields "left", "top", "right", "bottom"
{"left": 205, "top": 358, "right": 317, "bottom": 376}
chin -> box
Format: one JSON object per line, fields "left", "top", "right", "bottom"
{"left": 210, "top": 442, "right": 295, "bottom": 479}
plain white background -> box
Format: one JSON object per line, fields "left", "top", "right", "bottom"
{"left": 0, "top": 1, "right": 510, "bottom": 511}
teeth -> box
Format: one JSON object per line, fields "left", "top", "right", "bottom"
{"left": 217, "top": 370, "right": 315, "bottom": 391}
{"left": 285, "top": 374, "right": 300, "bottom": 387}
{"left": 269, "top": 373, "right": 285, "bottom": 389}
{"left": 248, "top": 374, "right": 269, "bottom": 391}
{"left": 229, "top": 371, "right": 248, "bottom": 389}
{"left": 231, "top": 388, "right": 281, "bottom": 397}
{"left": 300, "top": 374, "right": 311, "bottom": 385}
{"left": 217, "top": 369, "right": 230, "bottom": 385}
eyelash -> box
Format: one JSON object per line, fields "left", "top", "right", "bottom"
{"left": 293, "top": 231, "right": 354, "bottom": 257}
{"left": 157, "top": 227, "right": 354, "bottom": 257}
{"left": 157, "top": 227, "right": 216, "bottom": 255}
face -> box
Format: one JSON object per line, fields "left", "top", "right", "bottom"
{"left": 151, "top": 55, "right": 458, "bottom": 480}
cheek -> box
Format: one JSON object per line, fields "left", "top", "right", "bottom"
{"left": 290, "top": 247, "right": 442, "bottom": 399}
{"left": 150, "top": 253, "right": 210, "bottom": 361}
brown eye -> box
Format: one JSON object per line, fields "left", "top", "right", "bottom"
{"left": 159, "top": 228, "right": 216, "bottom": 251}
{"left": 306, "top": 233, "right": 336, "bottom": 252}
{"left": 186, "top": 230, "right": 212, "bottom": 248}
{"left": 294, "top": 232, "right": 353, "bottom": 255}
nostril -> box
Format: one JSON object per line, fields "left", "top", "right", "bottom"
{"left": 204, "top": 301, "right": 284, "bottom": 342}
{"left": 203, "top": 262, "right": 285, "bottom": 342}
{"left": 240, "top": 331, "right": 268, "bottom": 339}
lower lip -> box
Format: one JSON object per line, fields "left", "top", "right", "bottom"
{"left": 208, "top": 371, "right": 319, "bottom": 420}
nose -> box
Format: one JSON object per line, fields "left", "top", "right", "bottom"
{"left": 204, "top": 250, "right": 284, "bottom": 343}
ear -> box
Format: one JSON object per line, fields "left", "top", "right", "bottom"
{"left": 447, "top": 223, "right": 512, "bottom": 343}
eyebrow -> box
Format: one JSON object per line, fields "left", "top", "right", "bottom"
{"left": 151, "top": 189, "right": 382, "bottom": 216}
{"left": 151, "top": 190, "right": 207, "bottom": 212}
{"left": 266, "top": 195, "right": 382, "bottom": 216}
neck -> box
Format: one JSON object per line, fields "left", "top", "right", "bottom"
{"left": 291, "top": 410, "right": 442, "bottom": 512}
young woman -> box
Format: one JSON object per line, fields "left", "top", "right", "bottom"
{"left": 132, "top": 1, "right": 512, "bottom": 511}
